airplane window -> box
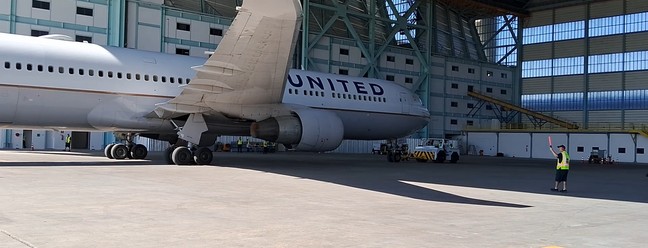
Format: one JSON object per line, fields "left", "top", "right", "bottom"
{"left": 117, "top": 72, "right": 122, "bottom": 79}
{"left": 178, "top": 78, "right": 183, "bottom": 84}
{"left": 331, "top": 93, "right": 335, "bottom": 98}
{"left": 343, "top": 94, "right": 346, "bottom": 99}
{"left": 37, "top": 65, "right": 43, "bottom": 72}
{"left": 136, "top": 74, "right": 141, "bottom": 80}
{"left": 288, "top": 89, "right": 292, "bottom": 94}
{"left": 383, "top": 97, "right": 386, "bottom": 102}
{"left": 58, "top": 67, "right": 64, "bottom": 73}
{"left": 373, "top": 96, "right": 377, "bottom": 102}
{"left": 303, "top": 90, "right": 306, "bottom": 95}
{"left": 98, "top": 70, "right": 104, "bottom": 77}
{"left": 48, "top": 66, "right": 54, "bottom": 73}
{"left": 16, "top": 63, "right": 22, "bottom": 70}
{"left": 321, "top": 92, "right": 325, "bottom": 97}
{"left": 161, "top": 76, "right": 166, "bottom": 82}
{"left": 79, "top": 69, "right": 84, "bottom": 75}
{"left": 144, "top": 75, "right": 149, "bottom": 81}
{"left": 363, "top": 96, "right": 367, "bottom": 101}
{"left": 309, "top": 91, "right": 313, "bottom": 96}
{"left": 126, "top": 73, "right": 131, "bottom": 79}
{"left": 89, "top": 69, "right": 94, "bottom": 76}
{"left": 169, "top": 77, "right": 174, "bottom": 83}
{"left": 353, "top": 95, "right": 357, "bottom": 100}
{"left": 3, "top": 62, "right": 9, "bottom": 69}
{"left": 337, "top": 93, "right": 341, "bottom": 98}
{"left": 27, "top": 64, "right": 32, "bottom": 71}
{"left": 315, "top": 91, "right": 319, "bottom": 97}
{"left": 186, "top": 79, "right": 190, "bottom": 84}
{"left": 108, "top": 71, "right": 113, "bottom": 78}
{"left": 153, "top": 75, "right": 158, "bottom": 82}
{"left": 69, "top": 68, "right": 74, "bottom": 75}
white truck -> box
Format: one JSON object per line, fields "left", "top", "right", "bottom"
{"left": 412, "top": 138, "right": 460, "bottom": 163}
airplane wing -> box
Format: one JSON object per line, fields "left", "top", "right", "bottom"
{"left": 155, "top": 0, "right": 302, "bottom": 119}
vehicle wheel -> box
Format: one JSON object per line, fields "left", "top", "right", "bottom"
{"left": 130, "top": 144, "right": 148, "bottom": 159}
{"left": 164, "top": 146, "right": 176, "bottom": 164}
{"left": 434, "top": 151, "right": 446, "bottom": 163}
{"left": 387, "top": 151, "right": 394, "bottom": 162}
{"left": 394, "top": 153, "right": 401, "bottom": 162}
{"left": 104, "top": 144, "right": 115, "bottom": 159}
{"left": 450, "top": 152, "right": 459, "bottom": 163}
{"left": 416, "top": 159, "right": 428, "bottom": 163}
{"left": 172, "top": 146, "right": 193, "bottom": 165}
{"left": 193, "top": 147, "right": 213, "bottom": 165}
{"left": 111, "top": 144, "right": 129, "bottom": 159}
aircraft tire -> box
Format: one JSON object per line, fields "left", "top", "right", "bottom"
{"left": 104, "top": 144, "right": 115, "bottom": 159}
{"left": 193, "top": 147, "right": 213, "bottom": 165}
{"left": 172, "top": 146, "right": 193, "bottom": 165}
{"left": 164, "top": 146, "right": 176, "bottom": 164}
{"left": 130, "top": 144, "right": 148, "bottom": 159}
{"left": 111, "top": 144, "right": 129, "bottom": 159}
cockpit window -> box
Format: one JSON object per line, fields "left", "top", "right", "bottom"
{"left": 413, "top": 94, "right": 423, "bottom": 105}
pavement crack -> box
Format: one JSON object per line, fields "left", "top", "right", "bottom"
{"left": 1, "top": 228, "right": 36, "bottom": 248}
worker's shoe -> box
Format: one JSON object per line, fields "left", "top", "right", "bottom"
{"left": 559, "top": 189, "right": 567, "bottom": 193}
{"left": 550, "top": 188, "right": 558, "bottom": 192}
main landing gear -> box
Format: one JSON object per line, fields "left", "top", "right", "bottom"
{"left": 104, "top": 133, "right": 149, "bottom": 160}
{"left": 163, "top": 113, "right": 215, "bottom": 166}
{"left": 163, "top": 146, "right": 213, "bottom": 165}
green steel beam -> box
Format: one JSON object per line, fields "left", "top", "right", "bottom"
{"left": 108, "top": 0, "right": 125, "bottom": 47}
{"left": 9, "top": 0, "right": 16, "bottom": 33}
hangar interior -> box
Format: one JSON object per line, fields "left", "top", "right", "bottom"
{"left": 1, "top": 0, "right": 647, "bottom": 163}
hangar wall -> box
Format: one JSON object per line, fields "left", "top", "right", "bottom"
{"left": 466, "top": 132, "right": 648, "bottom": 163}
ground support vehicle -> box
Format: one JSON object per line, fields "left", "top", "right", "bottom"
{"left": 412, "top": 138, "right": 460, "bottom": 163}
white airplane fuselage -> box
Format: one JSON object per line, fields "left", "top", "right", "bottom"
{"left": 0, "top": 33, "right": 429, "bottom": 141}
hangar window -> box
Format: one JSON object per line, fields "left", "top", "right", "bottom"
{"left": 450, "top": 119, "right": 458, "bottom": 125}
{"left": 467, "top": 103, "right": 474, "bottom": 108}
{"left": 618, "top": 148, "right": 626, "bottom": 154}
{"left": 468, "top": 85, "right": 474, "bottom": 92}
{"left": 210, "top": 28, "right": 223, "bottom": 36}
{"left": 32, "top": 0, "right": 50, "bottom": 10}
{"left": 486, "top": 71, "right": 493, "bottom": 77}
{"left": 637, "top": 148, "right": 645, "bottom": 154}
{"left": 405, "top": 58, "right": 414, "bottom": 65}
{"left": 451, "top": 83, "right": 458, "bottom": 89}
{"left": 486, "top": 105, "right": 493, "bottom": 110}
{"left": 451, "top": 66, "right": 459, "bottom": 71}
{"left": 339, "top": 69, "right": 348, "bottom": 75}
{"left": 577, "top": 146, "right": 584, "bottom": 152}
{"left": 76, "top": 35, "right": 92, "bottom": 43}
{"left": 386, "top": 55, "right": 395, "bottom": 62}
{"left": 592, "top": 146, "right": 599, "bottom": 151}
{"left": 386, "top": 75, "right": 395, "bottom": 81}
{"left": 450, "top": 102, "right": 458, "bottom": 107}
{"left": 501, "top": 73, "right": 508, "bottom": 78}
{"left": 16, "top": 63, "right": 22, "bottom": 70}
{"left": 339, "top": 48, "right": 349, "bottom": 55}
{"left": 486, "top": 87, "right": 493, "bottom": 93}
{"left": 501, "top": 89, "right": 507, "bottom": 95}
{"left": 177, "top": 23, "right": 190, "bottom": 31}
{"left": 467, "top": 120, "right": 474, "bottom": 126}
{"left": 405, "top": 77, "right": 413, "bottom": 84}
{"left": 31, "top": 30, "right": 49, "bottom": 37}
{"left": 76, "top": 7, "right": 93, "bottom": 17}
{"left": 176, "top": 48, "right": 189, "bottom": 56}
{"left": 468, "top": 68, "right": 475, "bottom": 74}
{"left": 37, "top": 65, "right": 43, "bottom": 72}
{"left": 4, "top": 62, "right": 9, "bottom": 69}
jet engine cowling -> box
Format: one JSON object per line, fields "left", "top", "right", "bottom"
{"left": 251, "top": 109, "right": 344, "bottom": 151}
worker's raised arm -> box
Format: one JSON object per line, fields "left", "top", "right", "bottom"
{"left": 549, "top": 146, "right": 558, "bottom": 157}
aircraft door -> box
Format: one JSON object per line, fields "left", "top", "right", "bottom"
{"left": 400, "top": 92, "right": 410, "bottom": 114}
{"left": 0, "top": 87, "right": 18, "bottom": 124}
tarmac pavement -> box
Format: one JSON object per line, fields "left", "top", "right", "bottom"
{"left": 0, "top": 150, "right": 646, "bottom": 247}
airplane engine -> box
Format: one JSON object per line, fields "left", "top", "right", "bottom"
{"left": 251, "top": 109, "right": 344, "bottom": 151}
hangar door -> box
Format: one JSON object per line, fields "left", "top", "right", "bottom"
{"left": 71, "top": 132, "right": 89, "bottom": 150}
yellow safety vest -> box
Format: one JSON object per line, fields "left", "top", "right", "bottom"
{"left": 66, "top": 136, "right": 71, "bottom": 143}
{"left": 237, "top": 138, "right": 243, "bottom": 145}
{"left": 556, "top": 151, "right": 570, "bottom": 170}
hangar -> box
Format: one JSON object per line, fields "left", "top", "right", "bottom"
{"left": 1, "top": 0, "right": 647, "bottom": 163}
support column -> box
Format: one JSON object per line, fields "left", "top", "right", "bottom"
{"left": 108, "top": 0, "right": 126, "bottom": 47}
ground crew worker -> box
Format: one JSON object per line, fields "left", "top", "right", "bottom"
{"left": 262, "top": 140, "right": 268, "bottom": 154}
{"left": 64, "top": 134, "right": 72, "bottom": 151}
{"left": 549, "top": 144, "right": 570, "bottom": 192}
{"left": 246, "top": 138, "right": 251, "bottom": 152}
{"left": 237, "top": 137, "right": 243, "bottom": 152}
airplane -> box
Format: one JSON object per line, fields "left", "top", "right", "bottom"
{"left": 0, "top": 0, "right": 430, "bottom": 165}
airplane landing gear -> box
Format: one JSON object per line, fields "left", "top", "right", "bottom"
{"left": 104, "top": 133, "right": 149, "bottom": 160}
{"left": 164, "top": 145, "right": 214, "bottom": 165}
